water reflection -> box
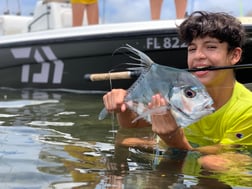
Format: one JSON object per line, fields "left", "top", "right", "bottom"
{"left": 0, "top": 87, "right": 250, "bottom": 188}
{"left": 0, "top": 126, "right": 64, "bottom": 188}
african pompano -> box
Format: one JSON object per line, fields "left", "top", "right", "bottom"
{"left": 99, "top": 45, "right": 215, "bottom": 127}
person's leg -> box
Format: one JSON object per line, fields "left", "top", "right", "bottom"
{"left": 174, "top": 0, "right": 187, "bottom": 19}
{"left": 71, "top": 3, "right": 85, "bottom": 26}
{"left": 86, "top": 3, "right": 99, "bottom": 25}
{"left": 149, "top": 0, "right": 163, "bottom": 20}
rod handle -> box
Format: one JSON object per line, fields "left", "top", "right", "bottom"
{"left": 84, "top": 71, "right": 140, "bottom": 81}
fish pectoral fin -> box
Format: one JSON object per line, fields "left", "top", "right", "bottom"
{"left": 132, "top": 106, "right": 168, "bottom": 123}
{"left": 132, "top": 114, "right": 146, "bottom": 123}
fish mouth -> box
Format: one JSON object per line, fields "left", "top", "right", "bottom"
{"left": 172, "top": 105, "right": 193, "bottom": 120}
{"left": 172, "top": 103, "right": 214, "bottom": 121}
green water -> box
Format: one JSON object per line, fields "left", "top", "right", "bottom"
{"left": 0, "top": 86, "right": 251, "bottom": 189}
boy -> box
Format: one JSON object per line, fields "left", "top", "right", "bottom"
{"left": 103, "top": 11, "right": 252, "bottom": 171}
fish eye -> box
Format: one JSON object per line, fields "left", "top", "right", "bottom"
{"left": 184, "top": 87, "right": 197, "bottom": 98}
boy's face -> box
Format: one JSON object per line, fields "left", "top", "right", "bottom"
{"left": 187, "top": 36, "right": 241, "bottom": 87}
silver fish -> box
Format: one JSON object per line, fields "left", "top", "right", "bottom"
{"left": 99, "top": 45, "right": 215, "bottom": 127}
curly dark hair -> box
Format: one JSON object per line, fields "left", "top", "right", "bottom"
{"left": 178, "top": 11, "right": 246, "bottom": 52}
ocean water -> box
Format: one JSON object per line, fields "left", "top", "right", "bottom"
{"left": 0, "top": 85, "right": 251, "bottom": 189}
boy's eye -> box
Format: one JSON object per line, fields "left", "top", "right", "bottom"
{"left": 207, "top": 45, "right": 217, "bottom": 49}
{"left": 188, "top": 47, "right": 196, "bottom": 52}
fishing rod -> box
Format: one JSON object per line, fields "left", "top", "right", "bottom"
{"left": 84, "top": 64, "right": 252, "bottom": 82}
{"left": 187, "top": 64, "right": 252, "bottom": 72}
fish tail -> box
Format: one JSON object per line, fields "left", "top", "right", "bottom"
{"left": 98, "top": 107, "right": 108, "bottom": 120}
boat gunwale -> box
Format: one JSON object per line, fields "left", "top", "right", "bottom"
{"left": 1, "top": 20, "right": 252, "bottom": 48}
{"left": 0, "top": 20, "right": 184, "bottom": 47}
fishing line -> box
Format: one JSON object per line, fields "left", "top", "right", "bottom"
{"left": 106, "top": 68, "right": 163, "bottom": 168}
{"left": 152, "top": 133, "right": 161, "bottom": 168}
{"left": 108, "top": 70, "right": 118, "bottom": 141}
{"left": 105, "top": 46, "right": 147, "bottom": 137}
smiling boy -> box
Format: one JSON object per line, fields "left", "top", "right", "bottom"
{"left": 102, "top": 11, "right": 252, "bottom": 171}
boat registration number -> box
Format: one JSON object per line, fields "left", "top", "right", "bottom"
{"left": 146, "top": 37, "right": 187, "bottom": 49}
